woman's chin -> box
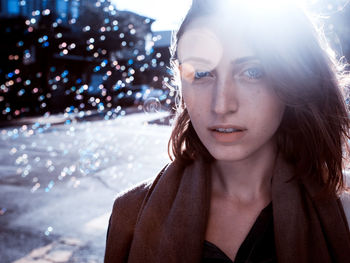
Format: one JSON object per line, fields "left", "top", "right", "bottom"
{"left": 208, "top": 148, "right": 249, "bottom": 163}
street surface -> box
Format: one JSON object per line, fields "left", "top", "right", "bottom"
{"left": 0, "top": 111, "right": 172, "bottom": 263}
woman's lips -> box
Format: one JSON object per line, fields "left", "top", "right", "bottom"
{"left": 208, "top": 126, "right": 247, "bottom": 143}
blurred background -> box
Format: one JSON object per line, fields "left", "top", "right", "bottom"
{"left": 0, "top": 0, "right": 350, "bottom": 262}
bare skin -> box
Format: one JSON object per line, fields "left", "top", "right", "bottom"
{"left": 205, "top": 141, "right": 276, "bottom": 261}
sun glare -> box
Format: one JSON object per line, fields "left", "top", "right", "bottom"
{"left": 224, "top": 0, "right": 305, "bottom": 12}
{"left": 111, "top": 0, "right": 346, "bottom": 30}
{"left": 112, "top": 0, "right": 191, "bottom": 31}
{"left": 224, "top": 0, "right": 349, "bottom": 13}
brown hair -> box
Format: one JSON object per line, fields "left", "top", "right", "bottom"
{"left": 167, "top": 0, "right": 350, "bottom": 195}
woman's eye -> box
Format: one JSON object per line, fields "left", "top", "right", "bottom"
{"left": 242, "top": 67, "right": 264, "bottom": 79}
{"left": 194, "top": 71, "right": 212, "bottom": 80}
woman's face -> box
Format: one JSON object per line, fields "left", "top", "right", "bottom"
{"left": 178, "top": 16, "right": 285, "bottom": 162}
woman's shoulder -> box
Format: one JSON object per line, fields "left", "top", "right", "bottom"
{"left": 104, "top": 169, "right": 167, "bottom": 262}
{"left": 106, "top": 176, "right": 157, "bottom": 250}
{"left": 111, "top": 177, "right": 155, "bottom": 218}
{"left": 110, "top": 163, "right": 170, "bottom": 222}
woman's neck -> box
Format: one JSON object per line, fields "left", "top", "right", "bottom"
{"left": 211, "top": 141, "right": 277, "bottom": 205}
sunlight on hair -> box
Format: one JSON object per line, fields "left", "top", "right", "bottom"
{"left": 224, "top": 0, "right": 317, "bottom": 10}
{"left": 228, "top": 0, "right": 294, "bottom": 10}
{"left": 218, "top": 0, "right": 349, "bottom": 14}
{"left": 177, "top": 0, "right": 315, "bottom": 78}
{"left": 184, "top": 0, "right": 350, "bottom": 13}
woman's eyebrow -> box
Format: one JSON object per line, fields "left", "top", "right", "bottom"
{"left": 232, "top": 56, "right": 260, "bottom": 65}
{"left": 181, "top": 57, "right": 212, "bottom": 64}
{"left": 180, "top": 56, "right": 259, "bottom": 65}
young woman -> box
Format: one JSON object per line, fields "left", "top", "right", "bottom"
{"left": 104, "top": 1, "right": 350, "bottom": 262}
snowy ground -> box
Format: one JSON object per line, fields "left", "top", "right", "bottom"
{"left": 0, "top": 111, "right": 172, "bottom": 263}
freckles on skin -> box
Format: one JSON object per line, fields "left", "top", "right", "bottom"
{"left": 204, "top": 84, "right": 282, "bottom": 161}
{"left": 181, "top": 82, "right": 203, "bottom": 119}
{"left": 178, "top": 16, "right": 285, "bottom": 162}
{"left": 248, "top": 89, "right": 285, "bottom": 153}
{"left": 178, "top": 27, "right": 223, "bottom": 71}
{"left": 183, "top": 78, "right": 285, "bottom": 162}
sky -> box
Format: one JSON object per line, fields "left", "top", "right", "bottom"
{"left": 111, "top": 0, "right": 192, "bottom": 31}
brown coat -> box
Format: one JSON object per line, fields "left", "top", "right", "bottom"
{"left": 104, "top": 159, "right": 350, "bottom": 263}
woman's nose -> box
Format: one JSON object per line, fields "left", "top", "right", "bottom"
{"left": 211, "top": 76, "right": 239, "bottom": 115}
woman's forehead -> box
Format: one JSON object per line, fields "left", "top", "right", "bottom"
{"left": 177, "top": 16, "right": 255, "bottom": 68}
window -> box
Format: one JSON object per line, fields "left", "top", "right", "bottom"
{"left": 71, "top": 0, "right": 79, "bottom": 19}
{"left": 8, "top": 0, "right": 20, "bottom": 15}
{"left": 56, "top": 0, "right": 68, "bottom": 21}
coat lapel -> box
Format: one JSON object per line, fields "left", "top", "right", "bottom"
{"left": 127, "top": 159, "right": 211, "bottom": 263}
{"left": 126, "top": 158, "right": 350, "bottom": 263}
{"left": 272, "top": 158, "right": 350, "bottom": 263}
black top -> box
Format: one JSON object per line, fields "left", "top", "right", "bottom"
{"left": 201, "top": 202, "right": 276, "bottom": 263}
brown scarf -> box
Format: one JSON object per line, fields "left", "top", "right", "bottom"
{"left": 104, "top": 158, "right": 350, "bottom": 263}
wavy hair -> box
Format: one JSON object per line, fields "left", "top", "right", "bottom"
{"left": 167, "top": 0, "right": 350, "bottom": 195}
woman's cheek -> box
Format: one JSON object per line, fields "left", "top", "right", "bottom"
{"left": 182, "top": 83, "right": 199, "bottom": 110}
